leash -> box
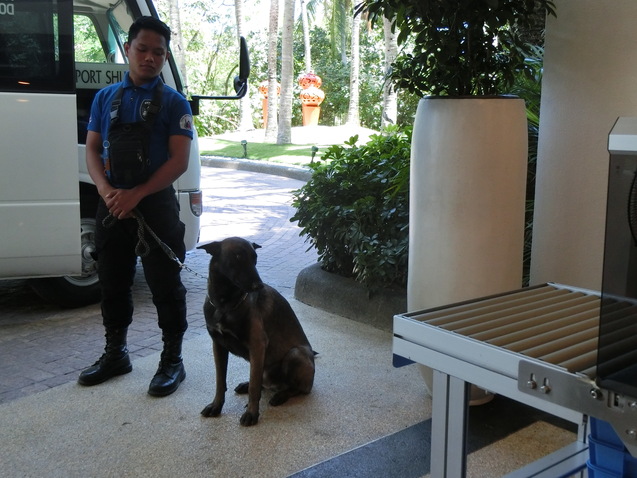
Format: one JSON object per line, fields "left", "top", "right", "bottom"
{"left": 102, "top": 208, "right": 207, "bottom": 279}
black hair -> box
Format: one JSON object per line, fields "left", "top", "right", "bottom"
{"left": 128, "top": 16, "right": 171, "bottom": 48}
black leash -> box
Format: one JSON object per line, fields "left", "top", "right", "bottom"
{"left": 102, "top": 209, "right": 206, "bottom": 279}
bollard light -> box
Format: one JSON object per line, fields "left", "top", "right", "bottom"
{"left": 311, "top": 145, "right": 319, "bottom": 164}
{"left": 241, "top": 140, "right": 248, "bottom": 158}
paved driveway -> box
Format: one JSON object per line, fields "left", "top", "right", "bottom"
{"left": 0, "top": 167, "right": 317, "bottom": 404}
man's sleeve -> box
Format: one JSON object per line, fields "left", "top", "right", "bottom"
{"left": 169, "top": 96, "right": 194, "bottom": 140}
{"left": 87, "top": 90, "right": 104, "bottom": 133}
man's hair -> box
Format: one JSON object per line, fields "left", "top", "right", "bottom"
{"left": 128, "top": 16, "right": 171, "bottom": 48}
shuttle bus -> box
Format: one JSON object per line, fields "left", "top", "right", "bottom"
{"left": 0, "top": 0, "right": 248, "bottom": 306}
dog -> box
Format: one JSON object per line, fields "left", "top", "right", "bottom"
{"left": 197, "top": 237, "right": 315, "bottom": 426}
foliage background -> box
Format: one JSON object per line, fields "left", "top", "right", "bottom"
{"left": 155, "top": 0, "right": 419, "bottom": 136}
{"left": 148, "top": 0, "right": 546, "bottom": 290}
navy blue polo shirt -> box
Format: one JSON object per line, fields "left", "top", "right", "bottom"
{"left": 88, "top": 72, "right": 194, "bottom": 185}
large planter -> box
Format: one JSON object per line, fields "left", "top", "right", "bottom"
{"left": 408, "top": 96, "right": 528, "bottom": 398}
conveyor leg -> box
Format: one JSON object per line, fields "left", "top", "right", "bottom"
{"left": 431, "top": 370, "right": 470, "bottom": 478}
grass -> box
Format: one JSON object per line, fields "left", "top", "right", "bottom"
{"left": 200, "top": 138, "right": 321, "bottom": 167}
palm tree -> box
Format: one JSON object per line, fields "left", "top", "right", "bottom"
{"left": 264, "top": 0, "right": 279, "bottom": 142}
{"left": 300, "top": 0, "right": 312, "bottom": 73}
{"left": 277, "top": 0, "right": 295, "bottom": 144}
{"left": 324, "top": 0, "right": 350, "bottom": 65}
{"left": 323, "top": 0, "right": 362, "bottom": 126}
{"left": 234, "top": 0, "right": 253, "bottom": 131}
{"left": 381, "top": 15, "right": 397, "bottom": 128}
{"left": 345, "top": 4, "right": 360, "bottom": 126}
{"left": 167, "top": 0, "right": 188, "bottom": 87}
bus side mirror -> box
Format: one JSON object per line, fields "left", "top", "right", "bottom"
{"left": 233, "top": 36, "right": 250, "bottom": 97}
{"left": 190, "top": 36, "right": 250, "bottom": 114}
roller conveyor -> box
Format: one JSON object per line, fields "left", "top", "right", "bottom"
{"left": 393, "top": 283, "right": 637, "bottom": 477}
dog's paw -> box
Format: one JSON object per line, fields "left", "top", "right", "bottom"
{"left": 269, "top": 391, "right": 291, "bottom": 407}
{"left": 234, "top": 382, "right": 249, "bottom": 394}
{"left": 201, "top": 401, "right": 224, "bottom": 417}
{"left": 240, "top": 410, "right": 259, "bottom": 426}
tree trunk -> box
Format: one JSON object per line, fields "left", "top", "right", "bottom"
{"left": 339, "top": 1, "right": 348, "bottom": 65}
{"left": 381, "top": 15, "right": 398, "bottom": 129}
{"left": 301, "top": 0, "right": 312, "bottom": 73}
{"left": 345, "top": 7, "right": 361, "bottom": 127}
{"left": 324, "top": 0, "right": 350, "bottom": 65}
{"left": 264, "top": 0, "right": 279, "bottom": 142}
{"left": 277, "top": 0, "right": 295, "bottom": 144}
{"left": 168, "top": 0, "right": 187, "bottom": 87}
{"left": 235, "top": 0, "right": 253, "bottom": 131}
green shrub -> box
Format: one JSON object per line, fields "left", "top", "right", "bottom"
{"left": 291, "top": 127, "right": 411, "bottom": 290}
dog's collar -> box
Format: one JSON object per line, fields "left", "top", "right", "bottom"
{"left": 208, "top": 292, "right": 248, "bottom": 311}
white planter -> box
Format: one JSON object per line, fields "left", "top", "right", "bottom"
{"left": 408, "top": 96, "right": 528, "bottom": 399}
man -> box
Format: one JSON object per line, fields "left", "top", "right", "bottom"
{"left": 79, "top": 16, "right": 193, "bottom": 397}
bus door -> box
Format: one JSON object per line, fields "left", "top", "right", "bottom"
{"left": 0, "top": 0, "right": 81, "bottom": 279}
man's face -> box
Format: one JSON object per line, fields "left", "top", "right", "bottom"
{"left": 124, "top": 28, "right": 169, "bottom": 85}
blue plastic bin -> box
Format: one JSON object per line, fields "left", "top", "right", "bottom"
{"left": 590, "top": 417, "right": 625, "bottom": 449}
{"left": 587, "top": 460, "right": 622, "bottom": 478}
{"left": 588, "top": 417, "right": 637, "bottom": 477}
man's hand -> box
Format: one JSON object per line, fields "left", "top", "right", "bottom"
{"left": 86, "top": 130, "right": 191, "bottom": 221}
{"left": 104, "top": 188, "right": 143, "bottom": 219}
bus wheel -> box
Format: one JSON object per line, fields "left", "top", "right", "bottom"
{"left": 30, "top": 217, "right": 101, "bottom": 308}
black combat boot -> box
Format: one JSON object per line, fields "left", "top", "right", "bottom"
{"left": 148, "top": 333, "right": 186, "bottom": 397}
{"left": 78, "top": 327, "right": 132, "bottom": 386}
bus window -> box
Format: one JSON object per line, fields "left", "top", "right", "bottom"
{"left": 0, "top": 0, "right": 74, "bottom": 93}
{"left": 73, "top": 13, "right": 127, "bottom": 64}
{"left": 73, "top": 12, "right": 129, "bottom": 143}
{"left": 74, "top": 14, "right": 107, "bottom": 63}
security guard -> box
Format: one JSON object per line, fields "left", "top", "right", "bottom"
{"left": 80, "top": 16, "right": 194, "bottom": 397}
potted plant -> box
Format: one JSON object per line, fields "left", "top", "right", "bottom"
{"left": 358, "top": 0, "right": 556, "bottom": 401}
{"left": 359, "top": 0, "right": 556, "bottom": 97}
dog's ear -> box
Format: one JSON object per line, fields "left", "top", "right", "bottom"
{"left": 197, "top": 241, "right": 222, "bottom": 256}
{"left": 252, "top": 242, "right": 262, "bottom": 250}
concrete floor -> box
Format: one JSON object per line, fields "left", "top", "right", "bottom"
{"left": 0, "top": 163, "right": 581, "bottom": 477}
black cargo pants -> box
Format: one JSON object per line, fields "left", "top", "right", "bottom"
{"left": 94, "top": 187, "right": 187, "bottom": 335}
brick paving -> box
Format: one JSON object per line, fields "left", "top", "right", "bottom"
{"left": 0, "top": 166, "right": 317, "bottom": 404}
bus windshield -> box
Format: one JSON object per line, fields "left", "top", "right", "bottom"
{"left": 0, "top": 0, "right": 74, "bottom": 93}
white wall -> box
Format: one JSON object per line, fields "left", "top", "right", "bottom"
{"left": 530, "top": 0, "right": 637, "bottom": 290}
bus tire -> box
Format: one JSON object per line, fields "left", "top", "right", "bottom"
{"left": 29, "top": 216, "right": 101, "bottom": 308}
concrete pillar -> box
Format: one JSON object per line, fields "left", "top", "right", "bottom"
{"left": 531, "top": 0, "right": 637, "bottom": 289}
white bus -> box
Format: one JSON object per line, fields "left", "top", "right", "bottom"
{"left": 0, "top": 0, "right": 248, "bottom": 307}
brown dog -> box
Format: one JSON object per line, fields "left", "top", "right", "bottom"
{"left": 197, "top": 237, "right": 315, "bottom": 426}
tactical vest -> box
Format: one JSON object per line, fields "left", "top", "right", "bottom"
{"left": 103, "top": 81, "right": 164, "bottom": 188}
